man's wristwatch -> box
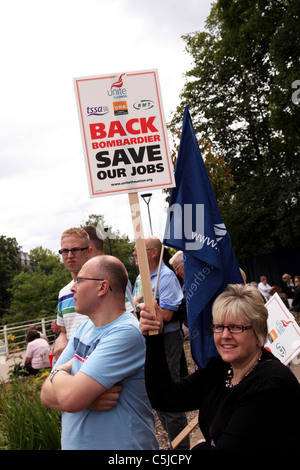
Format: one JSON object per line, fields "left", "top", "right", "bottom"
{"left": 135, "top": 305, "right": 141, "bottom": 319}
{"left": 49, "top": 368, "right": 68, "bottom": 382}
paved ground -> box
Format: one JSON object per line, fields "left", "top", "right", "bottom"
{"left": 0, "top": 351, "right": 27, "bottom": 381}
{"left": 291, "top": 360, "right": 300, "bottom": 381}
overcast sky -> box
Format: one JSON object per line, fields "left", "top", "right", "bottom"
{"left": 0, "top": 0, "right": 212, "bottom": 253}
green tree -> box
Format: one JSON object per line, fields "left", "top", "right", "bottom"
{"left": 3, "top": 247, "right": 70, "bottom": 324}
{"left": 0, "top": 236, "right": 21, "bottom": 316}
{"left": 29, "top": 246, "right": 67, "bottom": 275}
{"left": 170, "top": 0, "right": 300, "bottom": 258}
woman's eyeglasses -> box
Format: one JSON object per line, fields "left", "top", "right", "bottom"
{"left": 211, "top": 324, "right": 252, "bottom": 334}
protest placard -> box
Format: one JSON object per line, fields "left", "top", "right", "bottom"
{"left": 74, "top": 70, "right": 175, "bottom": 329}
{"left": 74, "top": 69, "right": 175, "bottom": 197}
{"left": 265, "top": 293, "right": 300, "bottom": 364}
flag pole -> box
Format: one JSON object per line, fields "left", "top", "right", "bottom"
{"left": 128, "top": 192, "right": 158, "bottom": 335}
{"left": 153, "top": 244, "right": 164, "bottom": 300}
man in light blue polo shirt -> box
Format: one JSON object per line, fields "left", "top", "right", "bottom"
{"left": 133, "top": 236, "right": 190, "bottom": 449}
{"left": 41, "top": 255, "right": 158, "bottom": 450}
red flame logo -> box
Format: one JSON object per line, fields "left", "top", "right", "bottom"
{"left": 280, "top": 320, "right": 293, "bottom": 327}
{"left": 111, "top": 73, "right": 125, "bottom": 89}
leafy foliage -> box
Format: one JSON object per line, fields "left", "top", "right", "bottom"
{"left": 0, "top": 236, "right": 21, "bottom": 316}
{"left": 0, "top": 377, "right": 61, "bottom": 450}
{"left": 2, "top": 247, "right": 70, "bottom": 324}
{"left": 169, "top": 0, "right": 300, "bottom": 258}
{"left": 1, "top": 211, "right": 138, "bottom": 323}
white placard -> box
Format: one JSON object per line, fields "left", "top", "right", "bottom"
{"left": 265, "top": 293, "right": 300, "bottom": 364}
{"left": 74, "top": 69, "right": 175, "bottom": 197}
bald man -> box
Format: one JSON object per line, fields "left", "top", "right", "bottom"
{"left": 41, "top": 255, "right": 158, "bottom": 450}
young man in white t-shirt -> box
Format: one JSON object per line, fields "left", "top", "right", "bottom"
{"left": 54, "top": 227, "right": 92, "bottom": 358}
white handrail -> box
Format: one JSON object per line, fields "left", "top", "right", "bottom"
{"left": 0, "top": 317, "right": 56, "bottom": 357}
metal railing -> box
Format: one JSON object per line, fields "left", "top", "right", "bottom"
{"left": 0, "top": 317, "right": 56, "bottom": 358}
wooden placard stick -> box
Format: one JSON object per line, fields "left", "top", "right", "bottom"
{"left": 128, "top": 192, "right": 158, "bottom": 335}
{"left": 171, "top": 415, "right": 199, "bottom": 449}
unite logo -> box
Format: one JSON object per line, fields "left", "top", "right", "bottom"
{"left": 107, "top": 73, "right": 127, "bottom": 98}
{"left": 267, "top": 319, "right": 293, "bottom": 345}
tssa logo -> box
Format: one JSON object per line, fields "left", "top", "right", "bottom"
{"left": 86, "top": 106, "right": 109, "bottom": 117}
{"left": 107, "top": 73, "right": 127, "bottom": 98}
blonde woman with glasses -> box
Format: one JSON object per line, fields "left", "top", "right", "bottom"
{"left": 139, "top": 284, "right": 300, "bottom": 450}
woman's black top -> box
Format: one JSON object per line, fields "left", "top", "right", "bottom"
{"left": 145, "top": 334, "right": 300, "bottom": 450}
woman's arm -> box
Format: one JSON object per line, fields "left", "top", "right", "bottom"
{"left": 24, "top": 357, "right": 31, "bottom": 366}
{"left": 139, "top": 303, "right": 205, "bottom": 413}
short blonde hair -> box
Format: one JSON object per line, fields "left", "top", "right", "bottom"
{"left": 212, "top": 284, "right": 268, "bottom": 347}
{"left": 61, "top": 227, "right": 90, "bottom": 246}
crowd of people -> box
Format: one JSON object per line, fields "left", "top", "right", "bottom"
{"left": 37, "top": 226, "right": 300, "bottom": 450}
{"left": 256, "top": 273, "right": 300, "bottom": 317}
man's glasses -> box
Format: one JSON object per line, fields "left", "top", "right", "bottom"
{"left": 211, "top": 324, "right": 252, "bottom": 334}
{"left": 174, "top": 263, "right": 183, "bottom": 272}
{"left": 76, "top": 277, "right": 112, "bottom": 291}
{"left": 59, "top": 247, "right": 89, "bottom": 256}
{"left": 132, "top": 247, "right": 155, "bottom": 253}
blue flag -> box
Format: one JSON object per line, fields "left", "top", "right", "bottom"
{"left": 163, "top": 106, "right": 243, "bottom": 368}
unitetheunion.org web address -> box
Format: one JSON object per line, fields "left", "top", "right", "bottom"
{"left": 111, "top": 178, "right": 154, "bottom": 186}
